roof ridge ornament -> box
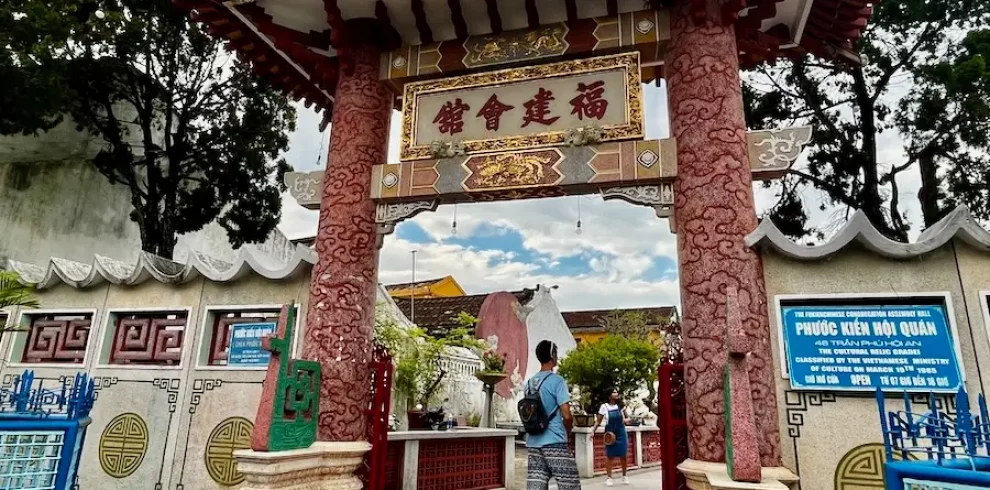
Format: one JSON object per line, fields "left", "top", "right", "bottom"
{"left": 745, "top": 205, "right": 990, "bottom": 260}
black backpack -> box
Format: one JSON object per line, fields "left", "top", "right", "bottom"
{"left": 518, "top": 374, "right": 560, "bottom": 435}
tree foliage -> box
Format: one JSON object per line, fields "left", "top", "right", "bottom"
{"left": 0, "top": 272, "right": 39, "bottom": 349}
{"left": 2, "top": 0, "right": 296, "bottom": 257}
{"left": 745, "top": 1, "right": 990, "bottom": 240}
{"left": 558, "top": 335, "right": 660, "bottom": 414}
{"left": 598, "top": 310, "right": 681, "bottom": 415}
{"left": 374, "top": 307, "right": 485, "bottom": 409}
{"left": 0, "top": 272, "right": 38, "bottom": 311}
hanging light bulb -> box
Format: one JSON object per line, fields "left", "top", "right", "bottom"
{"left": 451, "top": 204, "right": 458, "bottom": 235}
{"left": 575, "top": 198, "right": 583, "bottom": 235}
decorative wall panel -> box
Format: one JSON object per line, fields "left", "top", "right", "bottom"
{"left": 109, "top": 313, "right": 186, "bottom": 365}
{"left": 98, "top": 412, "right": 149, "bottom": 479}
{"left": 642, "top": 430, "right": 663, "bottom": 464}
{"left": 21, "top": 315, "right": 92, "bottom": 364}
{"left": 204, "top": 417, "right": 253, "bottom": 486}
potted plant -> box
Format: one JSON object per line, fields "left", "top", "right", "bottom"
{"left": 475, "top": 347, "right": 508, "bottom": 385}
{"left": 571, "top": 395, "right": 596, "bottom": 427}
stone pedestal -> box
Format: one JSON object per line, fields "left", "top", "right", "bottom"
{"left": 233, "top": 441, "right": 371, "bottom": 490}
{"left": 476, "top": 372, "right": 507, "bottom": 428}
{"left": 678, "top": 459, "right": 799, "bottom": 490}
{"left": 664, "top": 0, "right": 781, "bottom": 466}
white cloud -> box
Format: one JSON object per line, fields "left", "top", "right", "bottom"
{"left": 379, "top": 235, "right": 680, "bottom": 311}
{"left": 277, "top": 84, "right": 681, "bottom": 312}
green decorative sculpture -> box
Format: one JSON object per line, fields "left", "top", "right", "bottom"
{"left": 250, "top": 304, "right": 321, "bottom": 451}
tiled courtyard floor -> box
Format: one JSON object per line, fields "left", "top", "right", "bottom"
{"left": 513, "top": 447, "right": 663, "bottom": 489}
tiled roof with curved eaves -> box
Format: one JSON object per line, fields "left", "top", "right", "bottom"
{"left": 175, "top": 0, "right": 878, "bottom": 122}
{"left": 6, "top": 244, "right": 319, "bottom": 290}
{"left": 745, "top": 206, "right": 990, "bottom": 261}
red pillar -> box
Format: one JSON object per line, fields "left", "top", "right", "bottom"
{"left": 664, "top": 2, "right": 782, "bottom": 466}
{"left": 305, "top": 37, "right": 393, "bottom": 442}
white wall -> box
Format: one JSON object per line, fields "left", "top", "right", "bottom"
{"left": 495, "top": 285, "right": 578, "bottom": 423}
{"left": 0, "top": 108, "right": 295, "bottom": 265}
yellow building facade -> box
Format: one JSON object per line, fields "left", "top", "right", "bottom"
{"left": 385, "top": 275, "right": 466, "bottom": 299}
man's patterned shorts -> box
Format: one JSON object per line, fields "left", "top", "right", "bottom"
{"left": 527, "top": 443, "right": 582, "bottom": 490}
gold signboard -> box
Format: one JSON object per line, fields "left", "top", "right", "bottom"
{"left": 399, "top": 52, "right": 644, "bottom": 161}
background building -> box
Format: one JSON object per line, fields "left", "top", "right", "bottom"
{"left": 562, "top": 306, "right": 679, "bottom": 344}
{"left": 386, "top": 276, "right": 466, "bottom": 299}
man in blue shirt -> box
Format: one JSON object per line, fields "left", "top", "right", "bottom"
{"left": 526, "top": 340, "right": 581, "bottom": 490}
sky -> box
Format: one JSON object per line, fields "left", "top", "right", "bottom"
{"left": 276, "top": 82, "right": 927, "bottom": 313}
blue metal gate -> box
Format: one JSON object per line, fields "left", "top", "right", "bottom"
{"left": 0, "top": 370, "right": 95, "bottom": 490}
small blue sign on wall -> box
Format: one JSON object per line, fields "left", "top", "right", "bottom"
{"left": 780, "top": 303, "right": 962, "bottom": 392}
{"left": 228, "top": 322, "right": 277, "bottom": 367}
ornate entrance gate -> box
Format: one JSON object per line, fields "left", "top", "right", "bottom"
{"left": 181, "top": 0, "right": 879, "bottom": 486}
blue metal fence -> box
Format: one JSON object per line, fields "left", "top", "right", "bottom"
{"left": 876, "top": 386, "right": 990, "bottom": 489}
{"left": 0, "top": 370, "right": 95, "bottom": 490}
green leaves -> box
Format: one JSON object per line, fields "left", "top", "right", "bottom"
{"left": 558, "top": 335, "right": 660, "bottom": 414}
{"left": 373, "top": 307, "right": 485, "bottom": 408}
{"left": 744, "top": 1, "right": 990, "bottom": 238}
{"left": 0, "top": 272, "right": 39, "bottom": 310}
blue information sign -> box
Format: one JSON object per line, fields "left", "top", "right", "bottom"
{"left": 780, "top": 304, "right": 962, "bottom": 392}
{"left": 905, "top": 479, "right": 985, "bottom": 490}
{"left": 228, "top": 322, "right": 277, "bottom": 367}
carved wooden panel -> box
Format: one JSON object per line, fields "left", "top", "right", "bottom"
{"left": 21, "top": 314, "right": 92, "bottom": 364}
{"left": 109, "top": 313, "right": 187, "bottom": 365}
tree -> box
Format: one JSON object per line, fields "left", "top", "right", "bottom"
{"left": 599, "top": 309, "right": 677, "bottom": 415}
{"left": 0, "top": 0, "right": 80, "bottom": 135}
{"left": 374, "top": 307, "right": 484, "bottom": 410}
{"left": 744, "top": 1, "right": 990, "bottom": 240}
{"left": 558, "top": 336, "right": 660, "bottom": 415}
{"left": 0, "top": 272, "right": 39, "bottom": 310}
{"left": 0, "top": 272, "right": 39, "bottom": 354}
{"left": 2, "top": 0, "right": 296, "bottom": 257}
{"left": 600, "top": 309, "right": 656, "bottom": 340}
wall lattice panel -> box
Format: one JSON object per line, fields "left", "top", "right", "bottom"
{"left": 592, "top": 432, "right": 638, "bottom": 472}
{"left": 109, "top": 313, "right": 187, "bottom": 365}
{"left": 383, "top": 440, "right": 404, "bottom": 490}
{"left": 642, "top": 430, "right": 663, "bottom": 464}
{"left": 21, "top": 315, "right": 92, "bottom": 364}
{"left": 417, "top": 438, "right": 504, "bottom": 490}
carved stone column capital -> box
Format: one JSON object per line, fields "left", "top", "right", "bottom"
{"left": 234, "top": 441, "right": 371, "bottom": 490}
{"left": 677, "top": 459, "right": 799, "bottom": 490}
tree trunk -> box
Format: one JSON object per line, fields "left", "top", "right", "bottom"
{"left": 137, "top": 207, "right": 177, "bottom": 258}
{"left": 917, "top": 151, "right": 944, "bottom": 227}
{"left": 851, "top": 66, "right": 908, "bottom": 242}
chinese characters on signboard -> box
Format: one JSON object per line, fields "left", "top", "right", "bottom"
{"left": 228, "top": 322, "right": 277, "bottom": 367}
{"left": 780, "top": 304, "right": 962, "bottom": 392}
{"left": 401, "top": 53, "right": 643, "bottom": 160}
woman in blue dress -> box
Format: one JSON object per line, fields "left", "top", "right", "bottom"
{"left": 591, "top": 389, "right": 630, "bottom": 486}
